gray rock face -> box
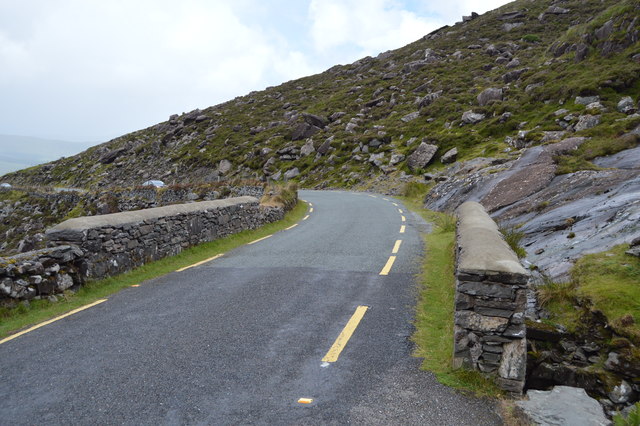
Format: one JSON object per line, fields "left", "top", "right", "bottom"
{"left": 302, "top": 113, "right": 328, "bottom": 129}
{"left": 477, "top": 88, "right": 503, "bottom": 106}
{"left": 407, "top": 142, "right": 438, "bottom": 171}
{"left": 575, "top": 114, "right": 601, "bottom": 131}
{"left": 300, "top": 140, "right": 315, "bottom": 157}
{"left": 283, "top": 168, "right": 300, "bottom": 180}
{"left": 291, "top": 122, "right": 321, "bottom": 141}
{"left": 418, "top": 90, "right": 443, "bottom": 108}
{"left": 389, "top": 153, "right": 405, "bottom": 166}
{"left": 618, "top": 97, "right": 636, "bottom": 114}
{"left": 575, "top": 96, "right": 600, "bottom": 105}
{"left": 502, "top": 68, "right": 528, "bottom": 83}
{"left": 401, "top": 111, "right": 420, "bottom": 123}
{"left": 516, "top": 386, "right": 609, "bottom": 426}
{"left": 462, "top": 110, "right": 486, "bottom": 124}
{"left": 368, "top": 153, "right": 385, "bottom": 168}
{"left": 546, "top": 6, "right": 570, "bottom": 15}
{"left": 218, "top": 159, "right": 232, "bottom": 174}
{"left": 441, "top": 148, "right": 458, "bottom": 164}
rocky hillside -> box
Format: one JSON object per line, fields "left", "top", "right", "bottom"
{"left": 2, "top": 0, "right": 638, "bottom": 192}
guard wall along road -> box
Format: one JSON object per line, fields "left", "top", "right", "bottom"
{"left": 453, "top": 201, "right": 529, "bottom": 394}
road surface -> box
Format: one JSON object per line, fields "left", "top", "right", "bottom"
{"left": 0, "top": 190, "right": 501, "bottom": 425}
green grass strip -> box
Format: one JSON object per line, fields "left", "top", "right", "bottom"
{"left": 0, "top": 201, "right": 308, "bottom": 338}
{"left": 400, "top": 196, "right": 502, "bottom": 398}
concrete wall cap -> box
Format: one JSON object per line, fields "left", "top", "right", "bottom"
{"left": 46, "top": 196, "right": 259, "bottom": 233}
{"left": 456, "top": 201, "right": 528, "bottom": 276}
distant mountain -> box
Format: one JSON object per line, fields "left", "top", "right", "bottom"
{"left": 0, "top": 135, "right": 94, "bottom": 176}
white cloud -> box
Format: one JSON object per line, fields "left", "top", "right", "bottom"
{"left": 0, "top": 0, "right": 512, "bottom": 142}
{"left": 308, "top": 0, "right": 437, "bottom": 57}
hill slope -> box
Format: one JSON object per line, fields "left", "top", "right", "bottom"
{"left": 2, "top": 0, "right": 638, "bottom": 190}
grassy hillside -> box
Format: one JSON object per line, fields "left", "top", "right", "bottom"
{"left": 2, "top": 0, "right": 638, "bottom": 190}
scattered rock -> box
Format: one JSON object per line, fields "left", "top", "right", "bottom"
{"left": 477, "top": 88, "right": 503, "bottom": 106}
{"left": 283, "top": 168, "right": 300, "bottom": 180}
{"left": 369, "top": 153, "right": 385, "bottom": 168}
{"left": 389, "top": 153, "right": 405, "bottom": 166}
{"left": 407, "top": 142, "right": 438, "bottom": 171}
{"left": 618, "top": 97, "right": 636, "bottom": 114}
{"left": 418, "top": 91, "right": 443, "bottom": 108}
{"left": 401, "top": 111, "right": 420, "bottom": 123}
{"left": 502, "top": 22, "right": 524, "bottom": 32}
{"left": 546, "top": 6, "right": 570, "bottom": 15}
{"left": 218, "top": 159, "right": 232, "bottom": 175}
{"left": 291, "top": 122, "right": 321, "bottom": 141}
{"left": 575, "top": 96, "right": 600, "bottom": 106}
{"left": 300, "top": 140, "right": 315, "bottom": 157}
{"left": 441, "top": 148, "right": 458, "bottom": 164}
{"left": 462, "top": 110, "right": 486, "bottom": 124}
{"left": 575, "top": 115, "right": 601, "bottom": 131}
{"left": 516, "top": 386, "right": 608, "bottom": 426}
{"left": 303, "top": 113, "right": 328, "bottom": 129}
{"left": 609, "top": 380, "right": 633, "bottom": 404}
{"left": 502, "top": 68, "right": 528, "bottom": 83}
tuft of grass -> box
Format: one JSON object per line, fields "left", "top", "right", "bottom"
{"left": 401, "top": 181, "right": 433, "bottom": 200}
{"left": 555, "top": 133, "right": 640, "bottom": 175}
{"left": 0, "top": 201, "right": 308, "bottom": 338}
{"left": 401, "top": 195, "right": 502, "bottom": 397}
{"left": 614, "top": 402, "right": 640, "bottom": 426}
{"left": 260, "top": 182, "right": 298, "bottom": 210}
{"left": 499, "top": 226, "right": 527, "bottom": 258}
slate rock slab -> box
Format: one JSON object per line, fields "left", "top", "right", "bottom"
{"left": 516, "top": 386, "right": 609, "bottom": 426}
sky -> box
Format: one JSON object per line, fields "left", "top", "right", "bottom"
{"left": 0, "top": 0, "right": 511, "bottom": 144}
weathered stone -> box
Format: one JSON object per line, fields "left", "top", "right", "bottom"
{"left": 455, "top": 310, "right": 509, "bottom": 333}
{"left": 477, "top": 88, "right": 503, "bottom": 106}
{"left": 457, "top": 281, "right": 514, "bottom": 299}
{"left": 516, "top": 387, "right": 608, "bottom": 426}
{"left": 218, "top": 159, "right": 232, "bottom": 175}
{"left": 575, "top": 96, "right": 599, "bottom": 106}
{"left": 546, "top": 6, "right": 569, "bottom": 15}
{"left": 300, "top": 140, "right": 315, "bottom": 157}
{"left": 609, "top": 380, "right": 633, "bottom": 404}
{"left": 291, "top": 123, "right": 321, "bottom": 141}
{"left": 418, "top": 91, "right": 442, "bottom": 108}
{"left": 440, "top": 148, "right": 458, "bottom": 164}
{"left": 401, "top": 111, "right": 420, "bottom": 123}
{"left": 502, "top": 68, "right": 528, "bottom": 83}
{"left": 474, "top": 306, "right": 513, "bottom": 318}
{"left": 302, "top": 113, "right": 328, "bottom": 129}
{"left": 407, "top": 142, "right": 438, "bottom": 171}
{"left": 283, "top": 168, "right": 300, "bottom": 180}
{"left": 461, "top": 111, "right": 485, "bottom": 124}
{"left": 499, "top": 339, "right": 526, "bottom": 381}
{"left": 55, "top": 273, "right": 74, "bottom": 291}
{"left": 389, "top": 153, "right": 405, "bottom": 166}
{"left": 575, "top": 114, "right": 601, "bottom": 131}
{"left": 618, "top": 96, "right": 636, "bottom": 114}
{"left": 503, "top": 324, "right": 526, "bottom": 338}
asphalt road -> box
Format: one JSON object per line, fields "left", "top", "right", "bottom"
{"left": 0, "top": 190, "right": 502, "bottom": 425}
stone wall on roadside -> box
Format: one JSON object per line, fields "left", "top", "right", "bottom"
{"left": 0, "top": 196, "right": 287, "bottom": 302}
{"left": 453, "top": 201, "right": 529, "bottom": 394}
{"left": 45, "top": 196, "right": 284, "bottom": 279}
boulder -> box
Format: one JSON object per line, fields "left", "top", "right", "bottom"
{"left": 575, "top": 115, "right": 601, "bottom": 131}
{"left": 462, "top": 111, "right": 486, "bottom": 124}
{"left": 389, "top": 153, "right": 405, "bottom": 166}
{"left": 303, "top": 113, "right": 328, "bottom": 129}
{"left": 546, "top": 6, "right": 569, "bottom": 15}
{"left": 283, "top": 168, "right": 300, "bottom": 180}
{"left": 575, "top": 95, "right": 600, "bottom": 105}
{"left": 618, "top": 97, "right": 636, "bottom": 114}
{"left": 441, "top": 148, "right": 458, "bottom": 164}
{"left": 502, "top": 68, "right": 528, "bottom": 83}
{"left": 317, "top": 137, "right": 332, "bottom": 155}
{"left": 291, "top": 122, "right": 321, "bottom": 141}
{"left": 401, "top": 112, "right": 420, "bottom": 123}
{"left": 477, "top": 88, "right": 503, "bottom": 106}
{"left": 300, "top": 140, "right": 315, "bottom": 157}
{"left": 516, "top": 386, "right": 608, "bottom": 426}
{"left": 218, "top": 159, "right": 232, "bottom": 175}
{"left": 418, "top": 91, "right": 443, "bottom": 108}
{"left": 369, "top": 153, "right": 385, "bottom": 168}
{"left": 502, "top": 22, "right": 524, "bottom": 32}
{"left": 609, "top": 380, "right": 633, "bottom": 404}
{"left": 407, "top": 142, "right": 438, "bottom": 171}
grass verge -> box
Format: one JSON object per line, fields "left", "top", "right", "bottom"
{"left": 0, "top": 201, "right": 308, "bottom": 338}
{"left": 538, "top": 244, "right": 640, "bottom": 342}
{"left": 400, "top": 194, "right": 502, "bottom": 398}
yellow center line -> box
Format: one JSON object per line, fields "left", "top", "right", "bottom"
{"left": 301, "top": 199, "right": 308, "bottom": 203}
{"left": 285, "top": 224, "right": 298, "bottom": 230}
{"left": 383, "top": 198, "right": 389, "bottom": 201}
{"left": 0, "top": 299, "right": 108, "bottom": 345}
{"left": 309, "top": 203, "right": 313, "bottom": 207}
{"left": 368, "top": 194, "right": 377, "bottom": 198}
{"left": 392, "top": 203, "right": 398, "bottom": 207}
{"left": 400, "top": 225, "right": 406, "bottom": 234}
{"left": 401, "top": 215, "right": 406, "bottom": 222}
{"left": 379, "top": 256, "right": 396, "bottom": 276}
{"left": 309, "top": 208, "right": 314, "bottom": 213}
{"left": 131, "top": 284, "right": 140, "bottom": 287}
{"left": 303, "top": 215, "right": 310, "bottom": 221}
{"left": 298, "top": 398, "right": 313, "bottom": 404}
{"left": 398, "top": 209, "right": 403, "bottom": 214}
{"left": 322, "top": 306, "right": 369, "bottom": 363}
{"left": 248, "top": 234, "right": 273, "bottom": 245}
{"left": 392, "top": 240, "right": 402, "bottom": 254}
{"left": 176, "top": 253, "right": 224, "bottom": 272}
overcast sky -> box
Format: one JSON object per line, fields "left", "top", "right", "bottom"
{"left": 0, "top": 0, "right": 511, "bottom": 143}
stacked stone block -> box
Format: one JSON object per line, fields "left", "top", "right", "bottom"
{"left": 453, "top": 201, "right": 528, "bottom": 394}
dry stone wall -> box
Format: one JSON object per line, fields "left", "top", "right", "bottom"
{"left": 453, "top": 201, "right": 529, "bottom": 394}
{"left": 0, "top": 197, "right": 286, "bottom": 302}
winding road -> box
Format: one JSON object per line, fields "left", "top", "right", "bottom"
{"left": 0, "top": 190, "right": 501, "bottom": 425}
